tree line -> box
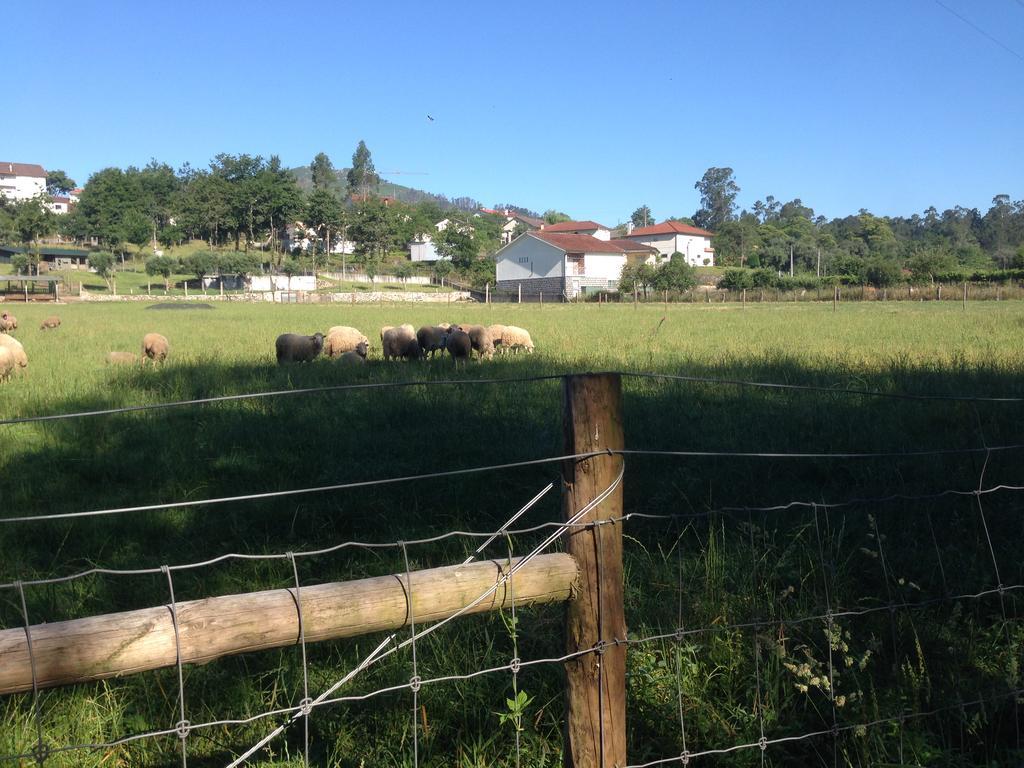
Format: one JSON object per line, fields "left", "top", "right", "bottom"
{"left": 632, "top": 168, "right": 1024, "bottom": 285}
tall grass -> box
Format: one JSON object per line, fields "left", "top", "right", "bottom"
{"left": 1, "top": 301, "right": 1022, "bottom": 766}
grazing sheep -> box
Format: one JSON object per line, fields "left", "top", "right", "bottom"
{"left": 486, "top": 324, "right": 508, "bottom": 352}
{"left": 446, "top": 327, "right": 472, "bottom": 365}
{"left": 500, "top": 326, "right": 534, "bottom": 354}
{"left": 458, "top": 325, "right": 495, "bottom": 360}
{"left": 105, "top": 351, "right": 139, "bottom": 366}
{"left": 324, "top": 326, "right": 369, "bottom": 358}
{"left": 40, "top": 316, "right": 61, "bottom": 330}
{"left": 0, "top": 347, "right": 14, "bottom": 382}
{"left": 0, "top": 334, "right": 28, "bottom": 370}
{"left": 275, "top": 333, "right": 324, "bottom": 364}
{"left": 338, "top": 348, "right": 367, "bottom": 365}
{"left": 142, "top": 333, "right": 170, "bottom": 363}
{"left": 0, "top": 312, "right": 17, "bottom": 332}
{"left": 416, "top": 326, "right": 449, "bottom": 359}
{"left": 382, "top": 325, "right": 421, "bottom": 361}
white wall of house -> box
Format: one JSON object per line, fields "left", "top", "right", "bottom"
{"left": 248, "top": 275, "right": 317, "bottom": 291}
{"left": 583, "top": 252, "right": 627, "bottom": 280}
{"left": 591, "top": 227, "right": 612, "bottom": 241}
{"left": 630, "top": 233, "right": 714, "bottom": 266}
{"left": 495, "top": 235, "right": 565, "bottom": 281}
{"left": 0, "top": 172, "right": 45, "bottom": 201}
{"left": 410, "top": 237, "right": 446, "bottom": 262}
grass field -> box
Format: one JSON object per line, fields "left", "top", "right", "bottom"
{"left": 1, "top": 301, "right": 1023, "bottom": 766}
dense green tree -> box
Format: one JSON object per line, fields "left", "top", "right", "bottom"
{"left": 76, "top": 168, "right": 140, "bottom": 252}
{"left": 310, "top": 152, "right": 339, "bottom": 191}
{"left": 45, "top": 170, "right": 76, "bottom": 197}
{"left": 305, "top": 188, "right": 345, "bottom": 258}
{"left": 630, "top": 205, "right": 653, "bottom": 228}
{"left": 145, "top": 255, "right": 177, "bottom": 291}
{"left": 88, "top": 251, "right": 116, "bottom": 289}
{"left": 542, "top": 210, "right": 571, "bottom": 224}
{"left": 13, "top": 196, "right": 56, "bottom": 255}
{"left": 693, "top": 167, "right": 739, "bottom": 231}
{"left": 346, "top": 141, "right": 379, "bottom": 197}
{"left": 433, "top": 223, "right": 478, "bottom": 270}
{"left": 181, "top": 250, "right": 219, "bottom": 289}
{"left": 135, "top": 161, "right": 179, "bottom": 246}
{"left": 348, "top": 198, "right": 396, "bottom": 264}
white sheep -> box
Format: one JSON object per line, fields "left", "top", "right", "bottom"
{"left": 142, "top": 333, "right": 170, "bottom": 363}
{"left": 0, "top": 334, "right": 28, "bottom": 371}
{"left": 105, "top": 351, "right": 139, "bottom": 366}
{"left": 324, "top": 326, "right": 369, "bottom": 358}
{"left": 486, "top": 324, "right": 508, "bottom": 353}
{"left": 500, "top": 326, "right": 534, "bottom": 354}
{"left": 0, "top": 346, "right": 14, "bottom": 382}
{"left": 0, "top": 312, "right": 17, "bottom": 333}
{"left": 381, "top": 324, "right": 421, "bottom": 361}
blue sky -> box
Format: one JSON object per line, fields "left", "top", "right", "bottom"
{"left": 7, "top": 0, "right": 1023, "bottom": 224}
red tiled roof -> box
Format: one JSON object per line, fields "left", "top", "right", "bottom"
{"left": 531, "top": 232, "right": 625, "bottom": 254}
{"left": 541, "top": 220, "right": 608, "bottom": 233}
{"left": 608, "top": 238, "right": 658, "bottom": 253}
{"left": 50, "top": 196, "right": 71, "bottom": 204}
{"left": 628, "top": 221, "right": 714, "bottom": 238}
{"left": 0, "top": 162, "right": 46, "bottom": 178}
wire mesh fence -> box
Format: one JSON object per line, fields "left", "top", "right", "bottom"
{"left": 1, "top": 371, "right": 1021, "bottom": 766}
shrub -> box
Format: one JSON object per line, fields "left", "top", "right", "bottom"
{"left": 719, "top": 268, "right": 753, "bottom": 291}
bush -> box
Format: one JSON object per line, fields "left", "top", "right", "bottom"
{"left": 719, "top": 268, "right": 753, "bottom": 291}
{"left": 864, "top": 259, "right": 902, "bottom": 288}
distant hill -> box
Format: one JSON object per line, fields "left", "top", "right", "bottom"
{"left": 288, "top": 167, "right": 481, "bottom": 211}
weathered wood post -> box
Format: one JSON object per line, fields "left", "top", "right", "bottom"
{"left": 833, "top": 285, "right": 838, "bottom": 313}
{"left": 962, "top": 281, "right": 967, "bottom": 311}
{"left": 518, "top": 283, "right": 522, "bottom": 304}
{"left": 562, "top": 374, "right": 627, "bottom": 768}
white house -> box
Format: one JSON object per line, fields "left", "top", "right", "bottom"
{"left": 48, "top": 196, "right": 72, "bottom": 215}
{"left": 0, "top": 162, "right": 47, "bottom": 202}
{"left": 409, "top": 218, "right": 461, "bottom": 262}
{"left": 495, "top": 231, "right": 636, "bottom": 299}
{"left": 622, "top": 221, "right": 715, "bottom": 266}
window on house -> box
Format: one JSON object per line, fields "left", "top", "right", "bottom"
{"left": 518, "top": 256, "right": 529, "bottom": 263}
{"left": 567, "top": 254, "right": 584, "bottom": 275}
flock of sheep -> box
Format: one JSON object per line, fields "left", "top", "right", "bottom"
{"left": 0, "top": 310, "right": 169, "bottom": 383}
{"left": 0, "top": 310, "right": 534, "bottom": 383}
{"left": 276, "top": 323, "right": 535, "bottom": 365}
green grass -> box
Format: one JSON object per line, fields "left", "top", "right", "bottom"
{"left": 1, "top": 301, "right": 1023, "bottom": 766}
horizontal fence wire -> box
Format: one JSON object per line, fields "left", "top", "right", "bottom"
{"left": 1, "top": 368, "right": 1021, "bottom": 427}
{"left": 4, "top": 445, "right": 1023, "bottom": 526}
{"left": 3, "top": 481, "right": 1022, "bottom": 591}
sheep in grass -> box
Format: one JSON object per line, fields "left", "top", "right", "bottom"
{"left": 40, "top": 316, "right": 61, "bottom": 330}
{"left": 381, "top": 325, "right": 421, "bottom": 361}
{"left": 445, "top": 327, "right": 472, "bottom": 366}
{"left": 324, "top": 326, "right": 369, "bottom": 358}
{"left": 500, "top": 326, "right": 534, "bottom": 354}
{"left": 486, "top": 324, "right": 507, "bottom": 353}
{"left": 0, "top": 312, "right": 17, "bottom": 332}
{"left": 275, "top": 333, "right": 324, "bottom": 365}
{"left": 338, "top": 346, "right": 368, "bottom": 365}
{"left": 0, "top": 334, "right": 27, "bottom": 371}
{"left": 142, "top": 333, "right": 170, "bottom": 364}
{"left": 416, "top": 326, "right": 449, "bottom": 359}
{"left": 455, "top": 325, "right": 494, "bottom": 361}
{"left": 0, "top": 347, "right": 14, "bottom": 382}
{"left": 105, "top": 351, "right": 139, "bottom": 366}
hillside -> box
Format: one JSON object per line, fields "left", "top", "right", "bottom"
{"left": 288, "top": 166, "right": 481, "bottom": 211}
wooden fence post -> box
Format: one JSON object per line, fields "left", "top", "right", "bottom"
{"left": 562, "top": 373, "right": 626, "bottom": 768}
{"left": 963, "top": 281, "right": 967, "bottom": 310}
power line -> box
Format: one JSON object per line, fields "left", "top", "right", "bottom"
{"left": 933, "top": 0, "right": 1024, "bottom": 62}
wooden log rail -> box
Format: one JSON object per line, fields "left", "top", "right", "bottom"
{"left": 0, "top": 553, "right": 578, "bottom": 695}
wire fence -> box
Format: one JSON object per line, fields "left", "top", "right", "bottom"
{"left": 1, "top": 371, "right": 1022, "bottom": 766}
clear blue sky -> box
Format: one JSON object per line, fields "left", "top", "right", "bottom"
{"left": 8, "top": 0, "right": 1023, "bottom": 224}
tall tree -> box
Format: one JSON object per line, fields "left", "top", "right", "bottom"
{"left": 543, "top": 210, "right": 571, "bottom": 224}
{"left": 346, "top": 141, "right": 379, "bottom": 197}
{"left": 45, "top": 170, "right": 76, "bottom": 197}
{"left": 310, "top": 152, "right": 338, "bottom": 191}
{"left": 630, "top": 205, "right": 653, "bottom": 228}
{"left": 693, "top": 167, "right": 740, "bottom": 231}
{"left": 305, "top": 188, "right": 345, "bottom": 262}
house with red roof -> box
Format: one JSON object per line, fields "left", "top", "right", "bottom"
{"left": 0, "top": 162, "right": 47, "bottom": 202}
{"left": 539, "top": 220, "right": 612, "bottom": 241}
{"left": 494, "top": 230, "right": 655, "bottom": 299}
{"left": 622, "top": 220, "right": 716, "bottom": 266}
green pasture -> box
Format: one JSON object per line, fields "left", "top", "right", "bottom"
{"left": 1, "top": 301, "right": 1022, "bottom": 766}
